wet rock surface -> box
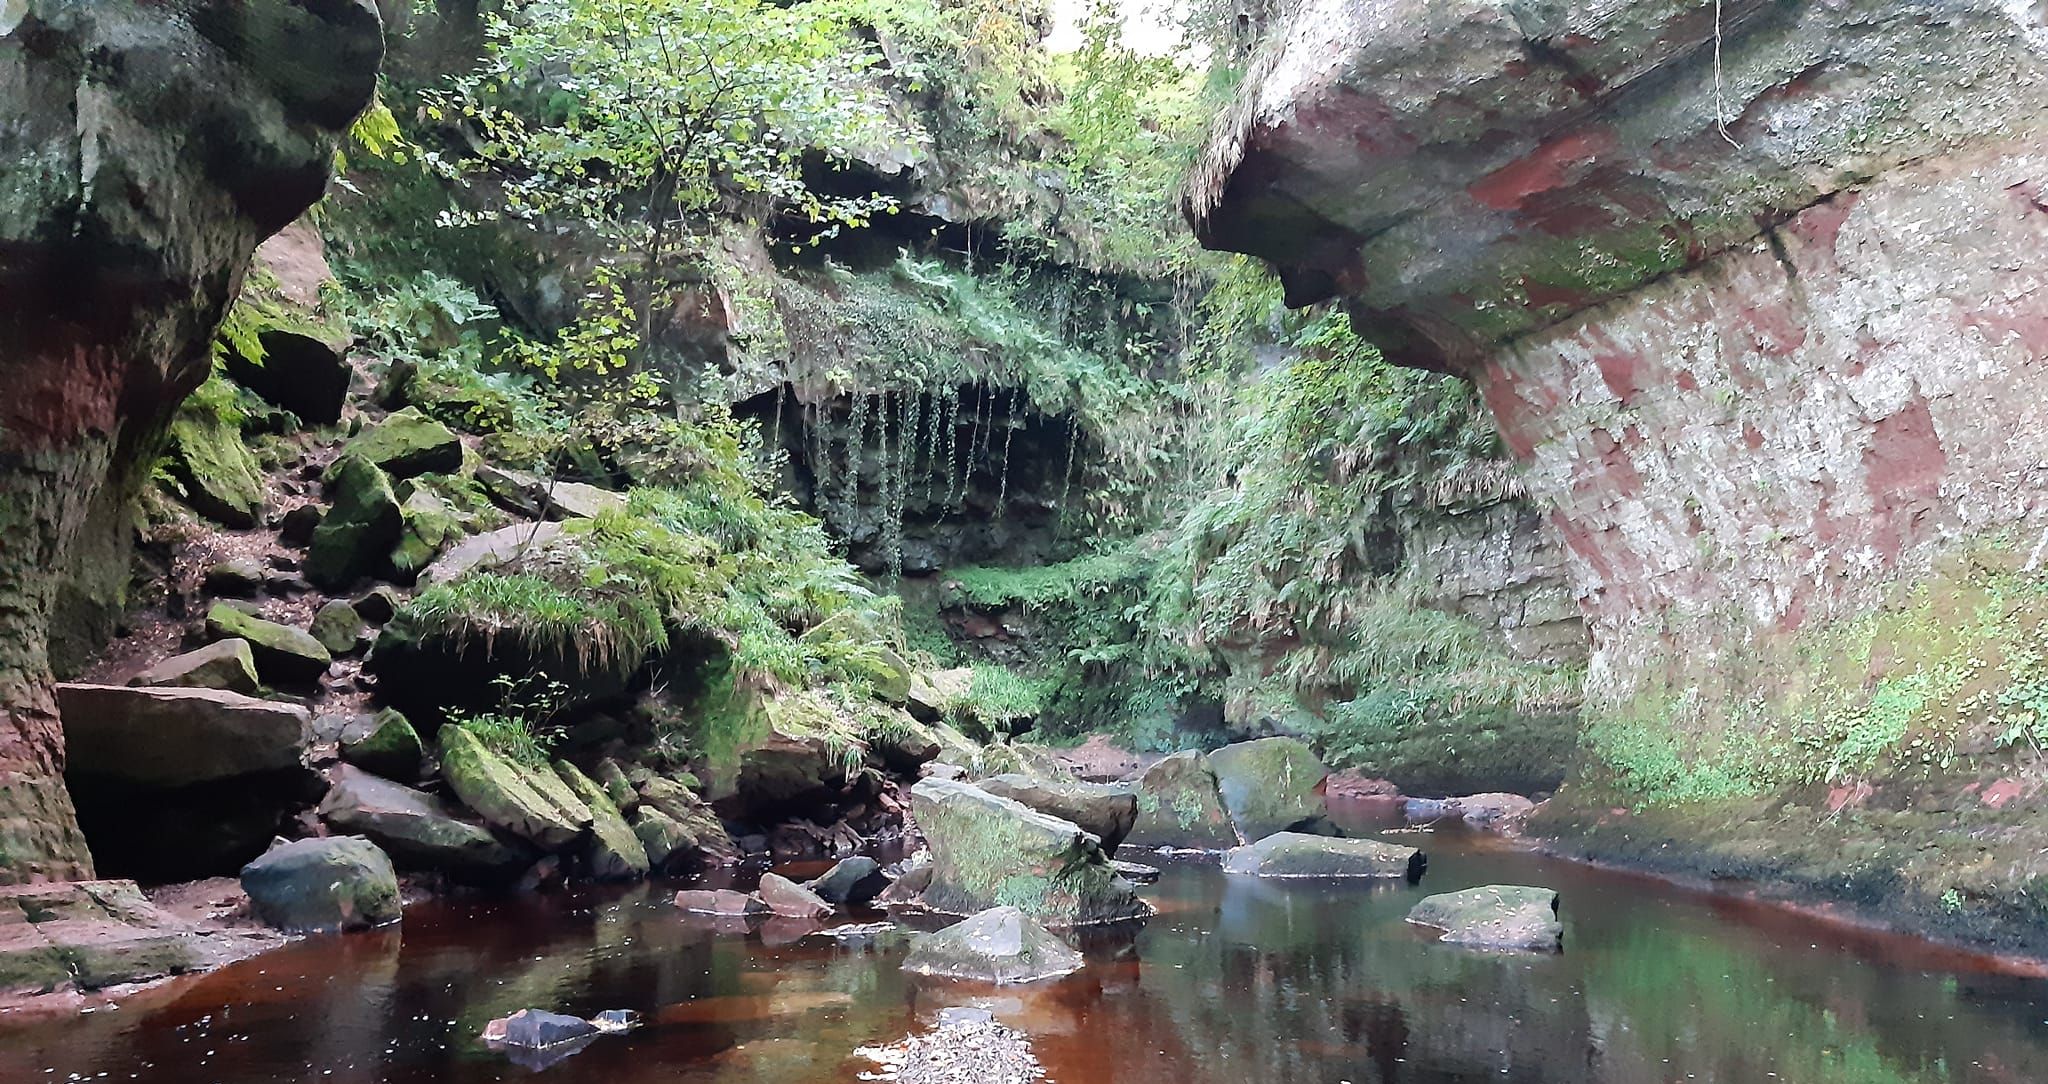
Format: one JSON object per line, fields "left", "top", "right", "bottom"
{"left": 976, "top": 773, "right": 1138, "bottom": 856}
{"left": 1223, "top": 832, "right": 1426, "bottom": 881}
{"left": 239, "top": 836, "right": 401, "bottom": 934}
{"left": 1408, "top": 884, "right": 1563, "bottom": 953}
{"left": 1123, "top": 750, "right": 1238, "bottom": 851}
{"left": 910, "top": 779, "right": 1149, "bottom": 926}
{"left": 901, "top": 906, "right": 1084, "bottom": 985}
{"left": 1206, "top": 738, "right": 1330, "bottom": 842}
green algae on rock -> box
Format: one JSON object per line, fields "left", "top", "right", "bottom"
{"left": 240, "top": 836, "right": 401, "bottom": 934}
{"left": 910, "top": 778, "right": 1148, "bottom": 926}
{"left": 1222, "top": 832, "right": 1425, "bottom": 881}
{"left": 1207, "top": 737, "right": 1329, "bottom": 842}
{"left": 1123, "top": 750, "right": 1238, "bottom": 852}
{"left": 1407, "top": 884, "right": 1562, "bottom": 952}
{"left": 439, "top": 725, "right": 591, "bottom": 851}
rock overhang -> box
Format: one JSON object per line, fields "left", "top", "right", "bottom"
{"left": 1185, "top": 0, "right": 2048, "bottom": 370}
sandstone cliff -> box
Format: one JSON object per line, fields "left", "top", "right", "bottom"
{"left": 1193, "top": 1, "right": 2048, "bottom": 944}
{"left": 0, "top": 1, "right": 383, "bottom": 882}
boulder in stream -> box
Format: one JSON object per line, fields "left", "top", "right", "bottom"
{"left": 240, "top": 836, "right": 401, "bottom": 933}
{"left": 807, "top": 856, "right": 891, "bottom": 906}
{"left": 976, "top": 773, "right": 1138, "bottom": 856}
{"left": 674, "top": 889, "right": 767, "bottom": 916}
{"left": 910, "top": 778, "right": 1148, "bottom": 926}
{"left": 757, "top": 872, "right": 832, "bottom": 918}
{"left": 1407, "top": 885, "right": 1563, "bottom": 952}
{"left": 1207, "top": 737, "right": 1330, "bottom": 842}
{"left": 901, "top": 906, "right": 1084, "bottom": 985}
{"left": 1223, "top": 832, "right": 1426, "bottom": 881}
{"left": 1123, "top": 750, "right": 1238, "bottom": 851}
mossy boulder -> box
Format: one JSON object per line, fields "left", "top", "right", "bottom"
{"left": 204, "top": 603, "right": 332, "bottom": 685}
{"left": 128, "top": 639, "right": 260, "bottom": 695}
{"left": 1406, "top": 884, "right": 1562, "bottom": 952}
{"left": 318, "top": 765, "right": 526, "bottom": 879}
{"left": 910, "top": 778, "right": 1149, "bottom": 926}
{"left": 1222, "top": 832, "right": 1425, "bottom": 881}
{"left": 338, "top": 710, "right": 424, "bottom": 781}
{"left": 1207, "top": 737, "right": 1329, "bottom": 842}
{"left": 438, "top": 726, "right": 592, "bottom": 851}
{"left": 634, "top": 774, "right": 736, "bottom": 868}
{"left": 1124, "top": 751, "right": 1238, "bottom": 851}
{"left": 976, "top": 774, "right": 1138, "bottom": 856}
{"left": 334, "top": 408, "right": 463, "bottom": 480}
{"left": 202, "top": 558, "right": 266, "bottom": 598}
{"left": 556, "top": 762, "right": 650, "bottom": 881}
{"left": 165, "top": 406, "right": 264, "bottom": 528}
{"left": 390, "top": 487, "right": 465, "bottom": 578}
{"left": 901, "top": 906, "right": 1084, "bottom": 985}
{"left": 906, "top": 668, "right": 973, "bottom": 723}
{"left": 308, "top": 455, "right": 402, "bottom": 590}
{"left": 222, "top": 328, "right": 351, "bottom": 426}
{"left": 310, "top": 599, "right": 367, "bottom": 655}
{"left": 240, "top": 836, "right": 401, "bottom": 933}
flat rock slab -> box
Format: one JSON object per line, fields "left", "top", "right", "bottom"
{"left": 1223, "top": 832, "right": 1425, "bottom": 881}
{"left": 901, "top": 906, "right": 1084, "bottom": 985}
{"left": 0, "top": 881, "right": 199, "bottom": 993}
{"left": 129, "top": 638, "right": 261, "bottom": 694}
{"left": 976, "top": 773, "right": 1138, "bottom": 856}
{"left": 1407, "top": 884, "right": 1562, "bottom": 952}
{"left": 58, "top": 684, "right": 310, "bottom": 788}
{"left": 420, "top": 521, "right": 563, "bottom": 586}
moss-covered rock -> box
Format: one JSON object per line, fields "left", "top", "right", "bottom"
{"left": 309, "top": 599, "right": 367, "bottom": 655}
{"left": 0, "top": 881, "right": 200, "bottom": 994}
{"left": 204, "top": 603, "right": 332, "bottom": 685}
{"left": 910, "top": 778, "right": 1149, "bottom": 926}
{"left": 128, "top": 639, "right": 261, "bottom": 695}
{"left": 901, "top": 906, "right": 1084, "bottom": 985}
{"left": 635, "top": 774, "right": 736, "bottom": 867}
{"left": 390, "top": 487, "right": 465, "bottom": 578}
{"left": 334, "top": 407, "right": 463, "bottom": 480}
{"left": 976, "top": 774, "right": 1138, "bottom": 856}
{"left": 556, "top": 761, "right": 650, "bottom": 881}
{"left": 1406, "top": 884, "right": 1561, "bottom": 952}
{"left": 1221, "top": 832, "right": 1425, "bottom": 881}
{"left": 1207, "top": 737, "right": 1329, "bottom": 841}
{"left": 1123, "top": 751, "right": 1238, "bottom": 851}
{"left": 240, "top": 836, "right": 401, "bottom": 933}
{"left": 165, "top": 406, "right": 265, "bottom": 528}
{"left": 308, "top": 455, "right": 402, "bottom": 589}
{"left": 438, "top": 725, "right": 591, "bottom": 851}
{"left": 338, "top": 709, "right": 423, "bottom": 781}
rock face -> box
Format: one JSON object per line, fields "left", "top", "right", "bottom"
{"left": 1124, "top": 750, "right": 1238, "bottom": 851}
{"left": 0, "top": 0, "right": 383, "bottom": 882}
{"left": 1192, "top": 1, "right": 2048, "bottom": 941}
{"left": 976, "top": 774, "right": 1138, "bottom": 856}
{"left": 1206, "top": 738, "right": 1329, "bottom": 842}
{"left": 1407, "top": 885, "right": 1562, "bottom": 953}
{"left": 555, "top": 762, "right": 649, "bottom": 881}
{"left": 1222, "top": 832, "right": 1425, "bottom": 881}
{"left": 901, "top": 906, "right": 1085, "bottom": 985}
{"left": 910, "top": 779, "right": 1148, "bottom": 926}
{"left": 318, "top": 766, "right": 525, "bottom": 878}
{"left": 240, "top": 836, "right": 402, "bottom": 933}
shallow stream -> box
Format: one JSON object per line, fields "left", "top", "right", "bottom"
{"left": 8, "top": 805, "right": 2048, "bottom": 1083}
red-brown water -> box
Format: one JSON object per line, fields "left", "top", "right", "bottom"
{"left": 7, "top": 807, "right": 2048, "bottom": 1083}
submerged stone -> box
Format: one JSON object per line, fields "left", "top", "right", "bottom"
{"left": 1222, "top": 832, "right": 1425, "bottom": 881}
{"left": 674, "top": 889, "right": 766, "bottom": 916}
{"left": 901, "top": 906, "right": 1084, "bottom": 985}
{"left": 1407, "top": 884, "right": 1562, "bottom": 952}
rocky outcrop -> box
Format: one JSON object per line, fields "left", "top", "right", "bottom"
{"left": 0, "top": 0, "right": 383, "bottom": 882}
{"left": 1192, "top": 0, "right": 2048, "bottom": 944}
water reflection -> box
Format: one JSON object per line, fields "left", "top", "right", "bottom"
{"left": 6, "top": 817, "right": 2048, "bottom": 1083}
